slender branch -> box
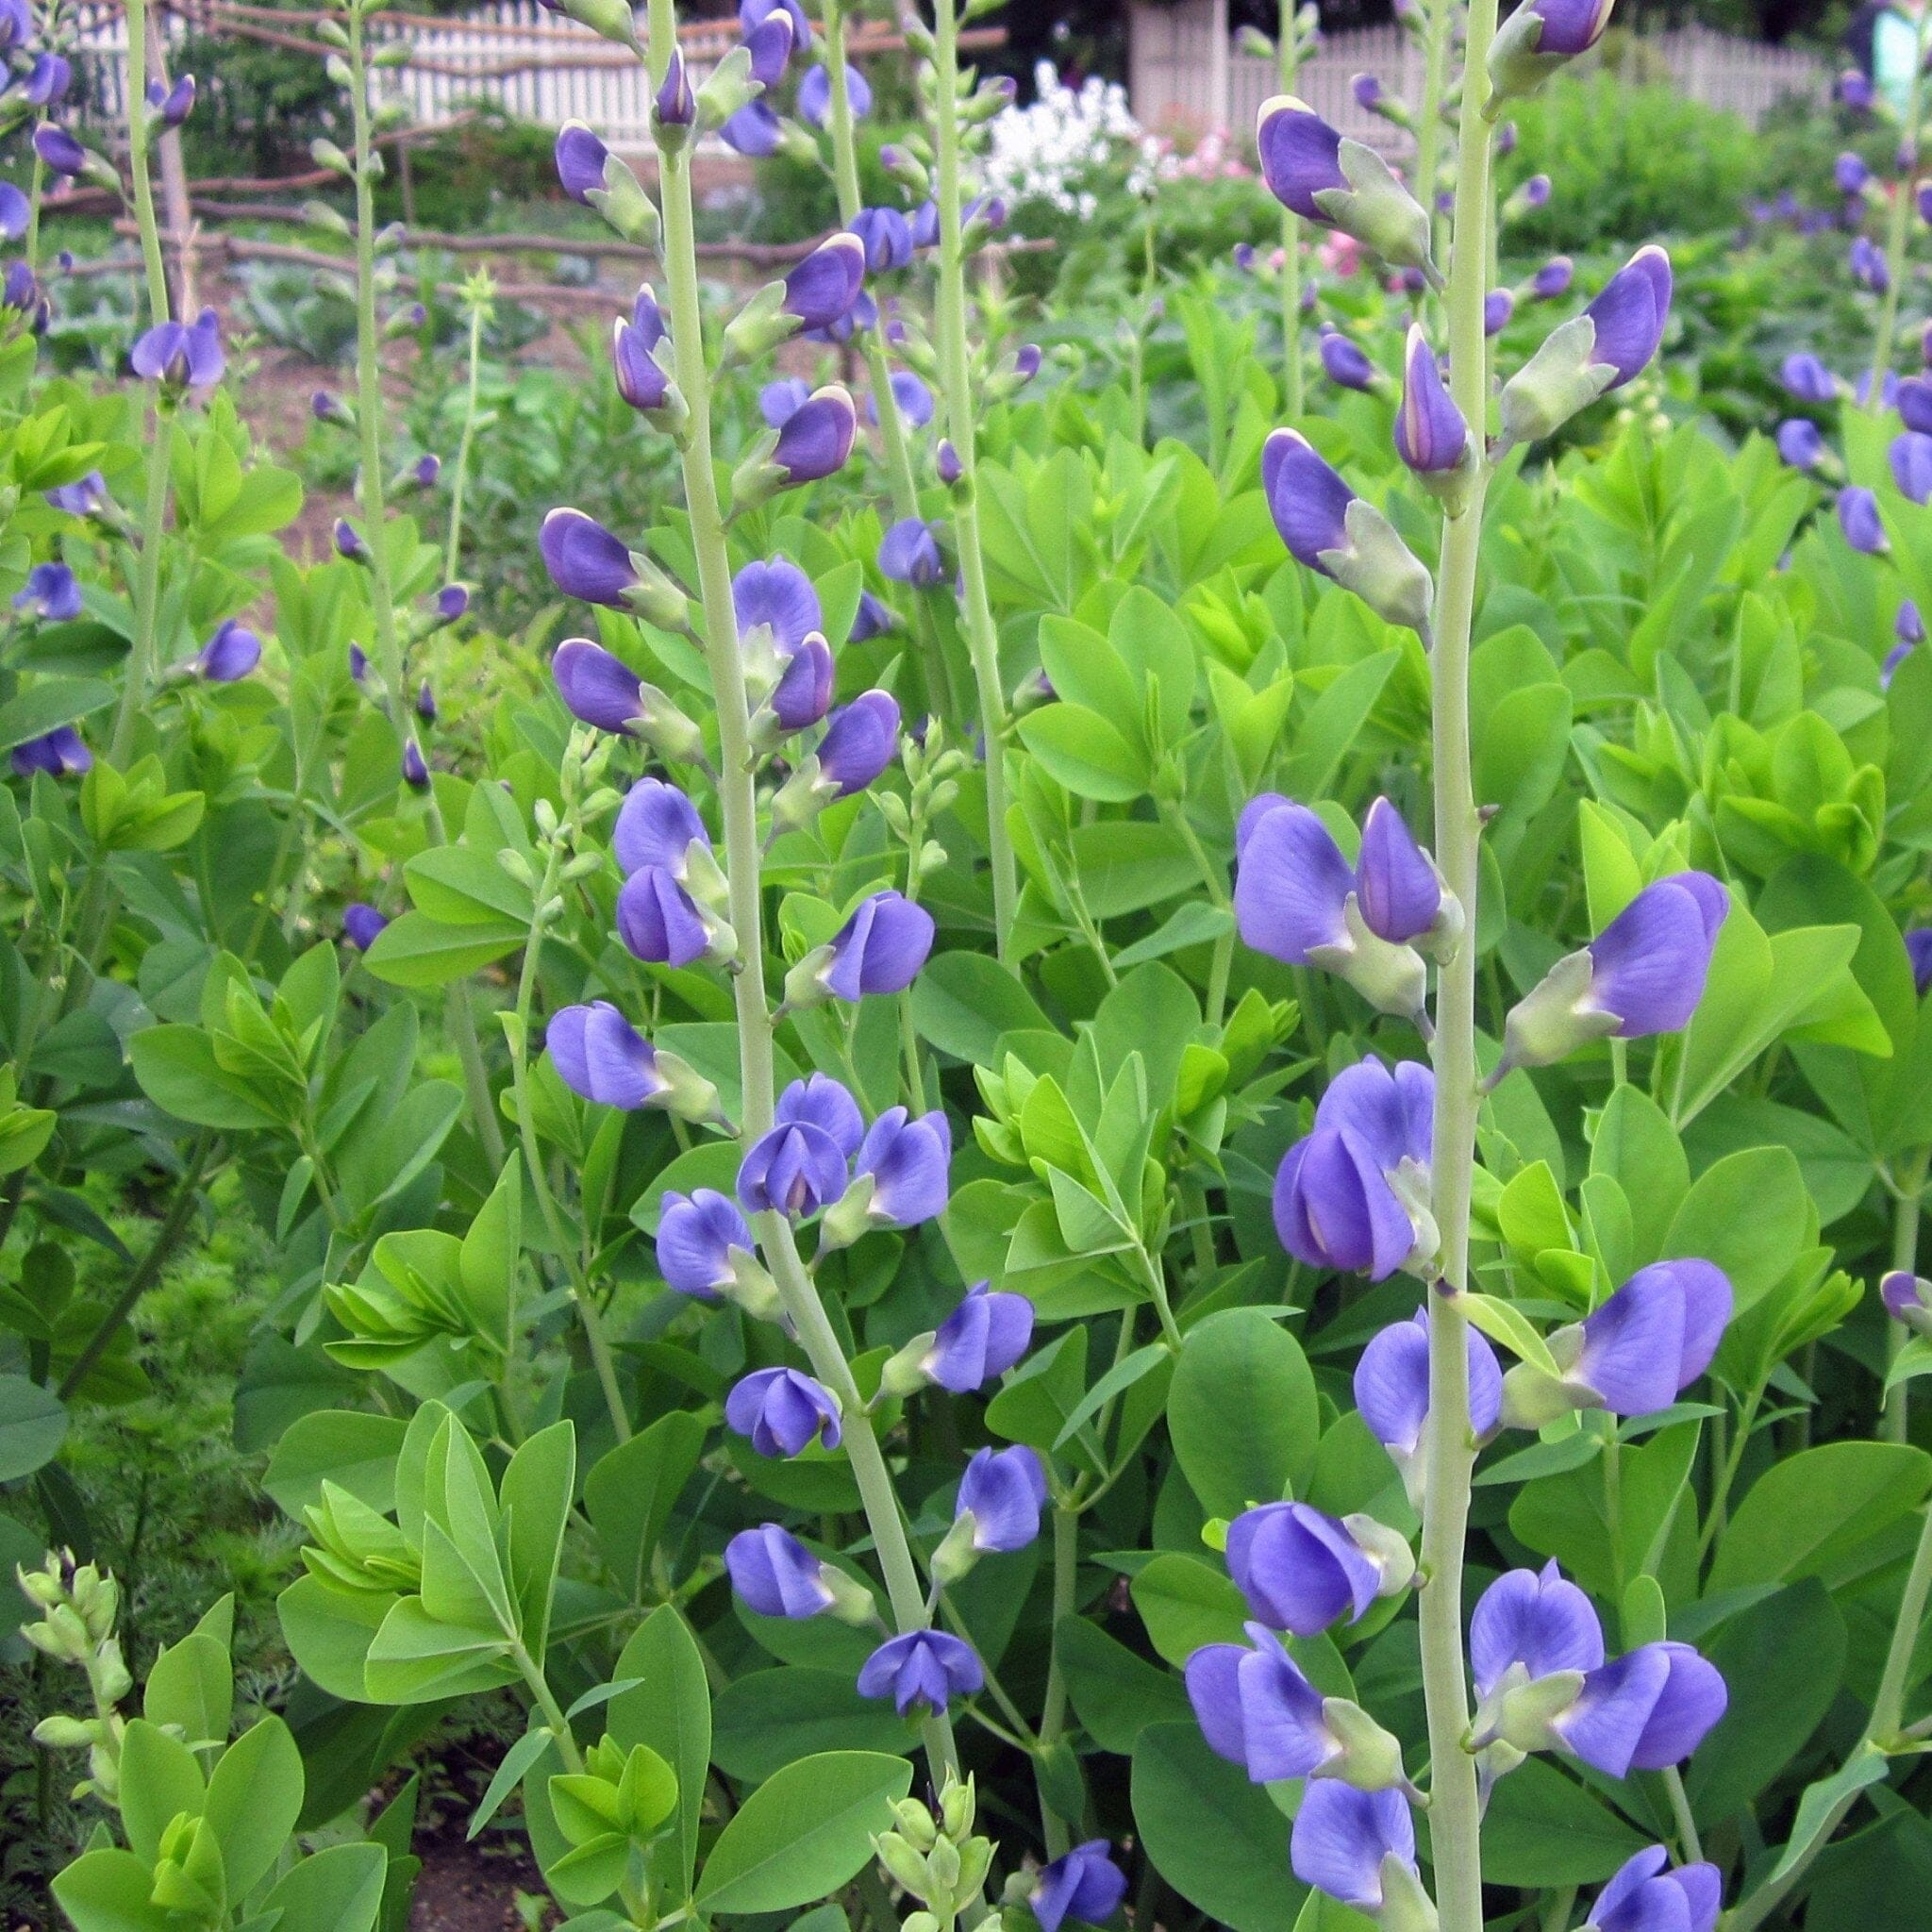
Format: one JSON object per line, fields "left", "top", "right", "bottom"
{"left": 1867, "top": 6, "right": 1932, "bottom": 412}
{"left": 444, "top": 293, "right": 488, "bottom": 581}
{"left": 1034, "top": 1503, "right": 1080, "bottom": 1858}
{"left": 1277, "top": 0, "right": 1303, "bottom": 413}
{"left": 930, "top": 0, "right": 1019, "bottom": 961}
{"left": 1417, "top": 1, "right": 1498, "bottom": 1926}
{"left": 124, "top": 0, "right": 170, "bottom": 326}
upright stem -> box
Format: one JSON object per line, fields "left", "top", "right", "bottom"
{"left": 24, "top": 147, "right": 43, "bottom": 279}
{"left": 1885, "top": 1149, "right": 1927, "bottom": 1441}
{"left": 444, "top": 298, "right": 486, "bottom": 582}
{"left": 824, "top": 2, "right": 957, "bottom": 717}
{"left": 930, "top": 0, "right": 1018, "bottom": 961}
{"left": 1868, "top": 5, "right": 1931, "bottom": 412}
{"left": 1034, "top": 1503, "right": 1080, "bottom": 1858}
{"left": 1414, "top": 0, "right": 1456, "bottom": 271}
{"left": 1418, "top": 1, "right": 1498, "bottom": 1926}
{"left": 346, "top": 7, "right": 505, "bottom": 1172}
{"left": 105, "top": 413, "right": 174, "bottom": 769}
{"left": 1276, "top": 0, "right": 1302, "bottom": 414}
{"left": 123, "top": 0, "right": 169, "bottom": 327}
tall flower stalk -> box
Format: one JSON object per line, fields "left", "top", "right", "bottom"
{"left": 1419, "top": 0, "right": 1501, "bottom": 1921}
{"left": 1276, "top": 0, "right": 1303, "bottom": 414}
{"left": 645, "top": 0, "right": 961, "bottom": 1787}
{"left": 928, "top": 0, "right": 1018, "bottom": 961}
{"left": 341, "top": 0, "right": 505, "bottom": 1172}
{"left": 122, "top": 0, "right": 167, "bottom": 325}
{"left": 1867, "top": 5, "right": 1932, "bottom": 411}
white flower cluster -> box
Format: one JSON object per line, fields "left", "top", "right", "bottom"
{"left": 979, "top": 60, "right": 1175, "bottom": 225}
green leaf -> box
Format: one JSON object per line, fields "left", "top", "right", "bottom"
{"left": 119, "top": 1720, "right": 207, "bottom": 1866}
{"left": 263, "top": 1411, "right": 409, "bottom": 1520}
{"left": 1055, "top": 1614, "right": 1191, "bottom": 1752}
{"left": 129, "top": 1025, "right": 286, "bottom": 1130}
{"left": 694, "top": 1751, "right": 913, "bottom": 1915}
{"left": 1482, "top": 1756, "right": 1647, "bottom": 1885}
{"left": 403, "top": 844, "right": 535, "bottom": 927}
{"left": 260, "top": 1842, "right": 389, "bottom": 1932}
{"left": 500, "top": 1421, "right": 575, "bottom": 1655}
{"left": 1018, "top": 703, "right": 1150, "bottom": 801}
{"left": 1767, "top": 1750, "right": 1892, "bottom": 1884}
{"left": 585, "top": 1411, "right": 708, "bottom": 1602}
{"left": 0, "top": 676, "right": 114, "bottom": 755}
{"left": 1111, "top": 903, "right": 1236, "bottom": 972}
{"left": 362, "top": 911, "right": 524, "bottom": 989}
{"left": 0, "top": 1373, "right": 65, "bottom": 1480}
{"left": 49, "top": 1847, "right": 177, "bottom": 1932}
{"left": 204, "top": 1716, "right": 305, "bottom": 1900}
{"left": 1460, "top": 1293, "right": 1562, "bottom": 1378}
{"left": 1710, "top": 1442, "right": 1932, "bottom": 1592}
{"left": 608, "top": 1606, "right": 711, "bottom": 1896}
{"left": 1168, "top": 1308, "right": 1318, "bottom": 1517}
{"left": 143, "top": 1629, "right": 232, "bottom": 1748}
{"left": 710, "top": 1669, "right": 909, "bottom": 1782}
{"left": 1130, "top": 1721, "right": 1303, "bottom": 1932}
{"left": 1130, "top": 1552, "right": 1248, "bottom": 1667}
{"left": 908, "top": 952, "right": 1055, "bottom": 1066}
{"left": 1660, "top": 1145, "right": 1809, "bottom": 1314}
{"left": 469, "top": 1724, "right": 556, "bottom": 1841}
{"left": 1686, "top": 1579, "right": 1845, "bottom": 1824}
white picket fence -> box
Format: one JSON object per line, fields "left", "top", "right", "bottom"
{"left": 1127, "top": 5, "right": 1830, "bottom": 148}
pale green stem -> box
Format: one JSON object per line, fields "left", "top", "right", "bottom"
{"left": 508, "top": 841, "right": 630, "bottom": 1445}
{"left": 1034, "top": 1504, "right": 1080, "bottom": 1858}
{"left": 1417, "top": 1, "right": 1498, "bottom": 1926}
{"left": 124, "top": 0, "right": 168, "bottom": 326}
{"left": 931, "top": 0, "right": 1019, "bottom": 962}
{"left": 106, "top": 412, "right": 174, "bottom": 769}
{"left": 1662, "top": 1766, "right": 1703, "bottom": 1865}
{"left": 1868, "top": 6, "right": 1932, "bottom": 412}
{"left": 1414, "top": 0, "right": 1455, "bottom": 275}
{"left": 346, "top": 5, "right": 505, "bottom": 1174}
{"left": 1885, "top": 1147, "right": 1927, "bottom": 1441}
{"left": 444, "top": 299, "right": 486, "bottom": 582}
{"left": 1724, "top": 1498, "right": 1932, "bottom": 1932}
{"left": 1278, "top": 0, "right": 1303, "bottom": 413}
{"left": 1166, "top": 802, "right": 1233, "bottom": 1025}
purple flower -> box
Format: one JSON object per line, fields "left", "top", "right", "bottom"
{"left": 936, "top": 438, "right": 961, "bottom": 484}
{"left": 333, "top": 519, "right": 369, "bottom": 564}
{"left": 772, "top": 386, "right": 858, "bottom": 486}
{"left": 1531, "top": 255, "right": 1574, "bottom": 299}
{"left": 401, "top": 740, "right": 430, "bottom": 789}
{"left": 1504, "top": 0, "right": 1612, "bottom": 58}
{"left": 1901, "top": 375, "right": 1932, "bottom": 434}
{"left": 614, "top": 774, "right": 708, "bottom": 875}
{"left": 1779, "top": 353, "right": 1838, "bottom": 405}
{"left": 413, "top": 453, "right": 441, "bottom": 487}
{"left": 725, "top": 1367, "right": 841, "bottom": 1457}
{"left": 12, "top": 562, "right": 81, "bottom": 621}
{"left": 148, "top": 73, "right": 195, "bottom": 127}
{"left": 815, "top": 691, "right": 902, "bottom": 793}
{"left": 1841, "top": 68, "right": 1875, "bottom": 109}
{"left": 192, "top": 619, "right": 261, "bottom": 682}
{"left": 613, "top": 285, "right": 672, "bottom": 411}
{"left": 130, "top": 309, "right": 224, "bottom": 388}
{"left": 434, "top": 582, "right": 467, "bottom": 624}
{"left": 725, "top": 1524, "right": 837, "bottom": 1619}
{"left": 1857, "top": 368, "right": 1901, "bottom": 409}
{"left": 868, "top": 370, "right": 934, "bottom": 430}
{"left": 1840, "top": 485, "right": 1888, "bottom": 553}
{"left": 850, "top": 590, "right": 896, "bottom": 641}
{"left": 1583, "top": 245, "right": 1671, "bottom": 390}
{"left": 1836, "top": 150, "right": 1870, "bottom": 195}
{"left": 955, "top": 1444, "right": 1047, "bottom": 1553}
{"left": 1557, "top": 1641, "right": 1728, "bottom": 1776}
{"left": 32, "top": 123, "right": 87, "bottom": 177}
{"left": 554, "top": 639, "right": 644, "bottom": 733}
{"left": 348, "top": 644, "right": 368, "bottom": 682}
{"left": 879, "top": 518, "right": 942, "bottom": 587}
{"left": 783, "top": 233, "right": 866, "bottom": 331}
{"left": 342, "top": 904, "right": 387, "bottom": 950}
{"left": 744, "top": 8, "right": 794, "bottom": 84}
{"left": 734, "top": 556, "right": 820, "bottom": 653}
{"left": 1355, "top": 1309, "right": 1502, "bottom": 1490}
{"left": 853, "top": 1106, "right": 951, "bottom": 1227}
{"left": 1320, "top": 331, "right": 1377, "bottom": 391}
{"left": 798, "top": 61, "right": 870, "bottom": 128}
{"left": 44, "top": 473, "right": 107, "bottom": 518}
{"left": 1584, "top": 1848, "right": 1723, "bottom": 1932}
{"left": 413, "top": 678, "right": 434, "bottom": 720}
{"left": 1485, "top": 290, "right": 1516, "bottom": 336}
{"left": 1351, "top": 73, "right": 1384, "bottom": 110}
{"left": 541, "top": 508, "right": 637, "bottom": 606}
{"left": 857, "top": 1629, "right": 982, "bottom": 1715}
{"left": 1226, "top": 1500, "right": 1397, "bottom": 1635}
{"left": 1187, "top": 1621, "right": 1361, "bottom": 1783}
{"left": 555, "top": 123, "right": 613, "bottom": 201}
{"left": 658, "top": 1187, "right": 758, "bottom": 1299}
{"left": 1522, "top": 174, "right": 1552, "bottom": 208}
{"left": 616, "top": 867, "right": 715, "bottom": 967}
{"left": 821, "top": 891, "right": 934, "bottom": 999}
{"left": 546, "top": 1001, "right": 670, "bottom": 1109}
{"left": 720, "top": 100, "right": 785, "bottom": 157}
{"left": 738, "top": 1114, "right": 850, "bottom": 1219}
{"left": 1883, "top": 1267, "right": 1932, "bottom": 1333}
{"left": 1395, "top": 325, "right": 1469, "bottom": 476}
{"left": 1472, "top": 1560, "right": 1605, "bottom": 1699}
{"left": 1255, "top": 95, "right": 1431, "bottom": 272}
{"left": 654, "top": 47, "right": 695, "bottom": 126}
{"left": 1234, "top": 795, "right": 1441, "bottom": 1020}
{"left": 779, "top": 1074, "right": 866, "bottom": 1155}
{"left": 921, "top": 1283, "right": 1033, "bottom": 1392}
{"left": 850, "top": 207, "right": 914, "bottom": 274}
{"left": 1775, "top": 419, "right": 1825, "bottom": 470}
{"left": 1568, "top": 1260, "right": 1732, "bottom": 1416}
{"left": 1893, "top": 431, "right": 1932, "bottom": 504}
{"left": 760, "top": 376, "right": 810, "bottom": 426}
{"left": 1290, "top": 1784, "right": 1417, "bottom": 1913}
{"left": 23, "top": 53, "right": 71, "bottom": 108}
{"left": 10, "top": 725, "right": 90, "bottom": 777}
{"left": 770, "top": 635, "right": 835, "bottom": 730}
{"left": 1259, "top": 430, "right": 1432, "bottom": 635}
{"left": 1030, "top": 1842, "right": 1128, "bottom": 1932}
{"left": 1852, "top": 234, "right": 1890, "bottom": 291}
{"left": 740, "top": 0, "right": 809, "bottom": 42}
{"left": 1907, "top": 928, "right": 1932, "bottom": 995}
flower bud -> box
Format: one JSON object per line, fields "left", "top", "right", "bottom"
{"left": 1488, "top": 0, "right": 1616, "bottom": 109}
{"left": 554, "top": 123, "right": 660, "bottom": 247}
{"left": 1257, "top": 95, "right": 1437, "bottom": 279}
